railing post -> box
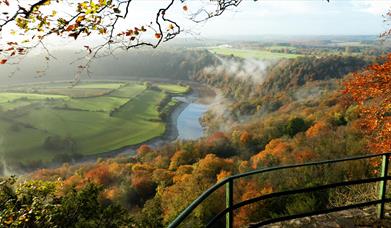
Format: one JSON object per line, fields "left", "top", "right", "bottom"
{"left": 377, "top": 154, "right": 389, "bottom": 219}
{"left": 226, "top": 179, "right": 233, "bottom": 228}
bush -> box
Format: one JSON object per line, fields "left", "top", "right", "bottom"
{"left": 0, "top": 177, "right": 132, "bottom": 228}
{"left": 286, "top": 117, "right": 307, "bottom": 137}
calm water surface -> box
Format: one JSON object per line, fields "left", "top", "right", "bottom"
{"left": 176, "top": 103, "right": 208, "bottom": 140}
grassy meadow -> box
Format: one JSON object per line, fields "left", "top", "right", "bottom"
{"left": 209, "top": 47, "right": 301, "bottom": 60}
{"left": 0, "top": 81, "right": 188, "bottom": 164}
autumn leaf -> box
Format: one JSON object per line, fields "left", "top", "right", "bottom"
{"left": 0, "top": 59, "right": 7, "bottom": 64}
{"left": 76, "top": 15, "right": 85, "bottom": 24}
{"left": 66, "top": 24, "right": 77, "bottom": 32}
{"left": 125, "top": 30, "right": 133, "bottom": 36}
{"left": 99, "top": 28, "right": 107, "bottom": 34}
{"left": 154, "top": 33, "right": 161, "bottom": 39}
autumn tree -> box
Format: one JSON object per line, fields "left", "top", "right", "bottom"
{"left": 0, "top": 177, "right": 131, "bottom": 227}
{"left": 344, "top": 54, "right": 391, "bottom": 153}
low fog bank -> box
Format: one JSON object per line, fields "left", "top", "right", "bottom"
{"left": 202, "top": 56, "right": 272, "bottom": 84}
{"left": 0, "top": 48, "right": 217, "bottom": 86}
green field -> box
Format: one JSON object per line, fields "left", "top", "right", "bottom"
{"left": 110, "top": 83, "right": 146, "bottom": 98}
{"left": 0, "top": 81, "right": 188, "bottom": 164}
{"left": 209, "top": 47, "right": 301, "bottom": 60}
{"left": 157, "top": 84, "right": 190, "bottom": 94}
{"left": 0, "top": 92, "right": 68, "bottom": 103}
{"left": 54, "top": 96, "right": 129, "bottom": 112}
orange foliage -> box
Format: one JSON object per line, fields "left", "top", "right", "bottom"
{"left": 62, "top": 174, "right": 83, "bottom": 190}
{"left": 176, "top": 165, "right": 194, "bottom": 175}
{"left": 238, "top": 161, "right": 251, "bottom": 173}
{"left": 216, "top": 170, "right": 231, "bottom": 182}
{"left": 153, "top": 155, "right": 170, "bottom": 168}
{"left": 172, "top": 173, "right": 192, "bottom": 184}
{"left": 152, "top": 168, "right": 173, "bottom": 185}
{"left": 31, "top": 163, "right": 73, "bottom": 181}
{"left": 196, "top": 154, "right": 234, "bottom": 176}
{"left": 107, "top": 162, "right": 122, "bottom": 174}
{"left": 251, "top": 138, "right": 291, "bottom": 169}
{"left": 169, "top": 150, "right": 186, "bottom": 170}
{"left": 131, "top": 163, "right": 154, "bottom": 172}
{"left": 294, "top": 149, "right": 317, "bottom": 163}
{"left": 84, "top": 164, "right": 113, "bottom": 186}
{"left": 235, "top": 181, "right": 273, "bottom": 227}
{"left": 344, "top": 54, "right": 391, "bottom": 153}
{"left": 172, "top": 165, "right": 194, "bottom": 183}
{"left": 305, "top": 120, "right": 332, "bottom": 138}
{"left": 239, "top": 130, "right": 251, "bottom": 145}
{"left": 136, "top": 144, "right": 153, "bottom": 157}
{"left": 102, "top": 186, "right": 121, "bottom": 201}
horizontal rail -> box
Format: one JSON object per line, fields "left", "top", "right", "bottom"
{"left": 206, "top": 176, "right": 388, "bottom": 226}
{"left": 168, "top": 152, "right": 391, "bottom": 228}
{"left": 229, "top": 152, "right": 388, "bottom": 180}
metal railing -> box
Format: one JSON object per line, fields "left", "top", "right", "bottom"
{"left": 168, "top": 152, "right": 390, "bottom": 228}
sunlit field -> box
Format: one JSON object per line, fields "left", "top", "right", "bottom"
{"left": 209, "top": 47, "right": 302, "bottom": 59}
{"left": 0, "top": 81, "right": 188, "bottom": 163}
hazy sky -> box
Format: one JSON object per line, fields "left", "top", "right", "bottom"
{"left": 1, "top": 0, "right": 390, "bottom": 50}
{"left": 179, "top": 0, "right": 391, "bottom": 36}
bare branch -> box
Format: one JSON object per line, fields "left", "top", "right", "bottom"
{"left": 0, "top": 0, "right": 254, "bottom": 77}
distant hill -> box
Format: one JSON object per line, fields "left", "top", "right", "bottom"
{"left": 0, "top": 49, "right": 219, "bottom": 85}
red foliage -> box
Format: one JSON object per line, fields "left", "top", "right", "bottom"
{"left": 206, "top": 131, "right": 227, "bottom": 145}
{"left": 131, "top": 170, "right": 156, "bottom": 199}
{"left": 84, "top": 164, "right": 112, "bottom": 186}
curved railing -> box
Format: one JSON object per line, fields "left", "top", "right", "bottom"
{"left": 168, "top": 152, "right": 390, "bottom": 228}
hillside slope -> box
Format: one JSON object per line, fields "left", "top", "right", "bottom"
{"left": 0, "top": 54, "right": 384, "bottom": 227}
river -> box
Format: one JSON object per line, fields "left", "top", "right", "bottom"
{"left": 92, "top": 87, "right": 213, "bottom": 159}
{"left": 176, "top": 103, "right": 208, "bottom": 140}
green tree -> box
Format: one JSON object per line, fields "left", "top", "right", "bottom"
{"left": 286, "top": 117, "right": 307, "bottom": 137}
